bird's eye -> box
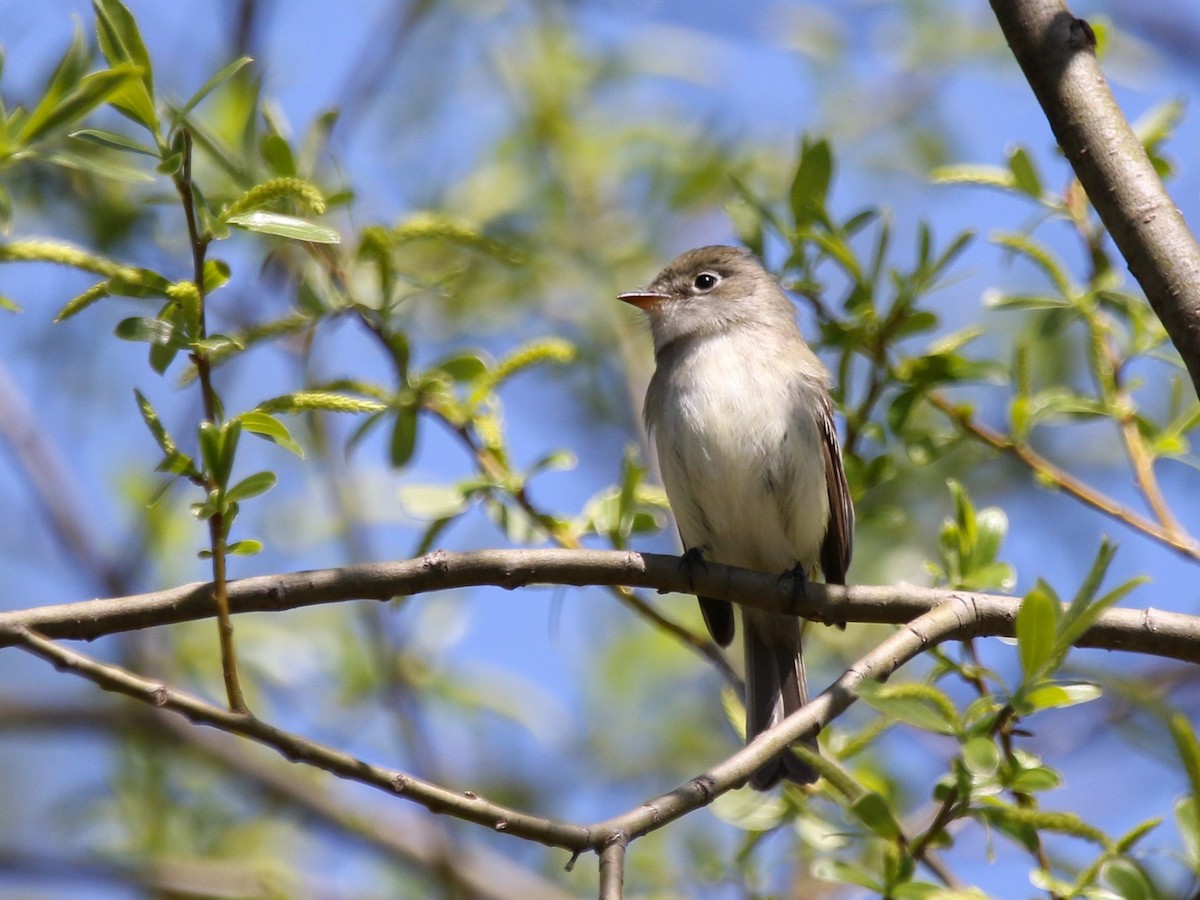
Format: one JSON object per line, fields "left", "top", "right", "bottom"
{"left": 693, "top": 272, "right": 719, "bottom": 292}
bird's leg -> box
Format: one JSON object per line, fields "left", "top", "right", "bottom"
{"left": 680, "top": 546, "right": 709, "bottom": 593}
{"left": 780, "top": 562, "right": 809, "bottom": 617}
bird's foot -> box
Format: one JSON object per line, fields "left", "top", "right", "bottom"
{"left": 680, "top": 547, "right": 709, "bottom": 592}
{"left": 779, "top": 563, "right": 809, "bottom": 616}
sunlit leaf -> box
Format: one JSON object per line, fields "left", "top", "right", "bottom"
{"left": 226, "top": 210, "right": 340, "bottom": 243}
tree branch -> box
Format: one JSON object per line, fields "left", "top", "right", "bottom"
{"left": 1, "top": 549, "right": 1196, "bottom": 663}
{"left": 585, "top": 599, "right": 974, "bottom": 845}
{"left": 990, "top": 0, "right": 1200, "bottom": 398}
{"left": 4, "top": 625, "right": 593, "bottom": 852}
{"left": 0, "top": 698, "right": 575, "bottom": 900}
{"left": 0, "top": 596, "right": 978, "bottom": 869}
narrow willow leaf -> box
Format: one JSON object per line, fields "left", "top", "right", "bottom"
{"left": 855, "top": 680, "right": 960, "bottom": 735}
{"left": 18, "top": 65, "right": 142, "bottom": 146}
{"left": 134, "top": 388, "right": 176, "bottom": 456}
{"left": 389, "top": 406, "right": 418, "bottom": 467}
{"left": 114, "top": 316, "right": 175, "bottom": 346}
{"left": 1007, "top": 146, "right": 1043, "bottom": 199}
{"left": 224, "top": 470, "right": 277, "bottom": 503}
{"left": 226, "top": 538, "right": 263, "bottom": 556}
{"left": 92, "top": 0, "right": 155, "bottom": 100}
{"left": 237, "top": 411, "right": 305, "bottom": 458}
{"left": 1016, "top": 585, "right": 1059, "bottom": 681}
{"left": 69, "top": 127, "right": 158, "bottom": 157}
{"left": 789, "top": 136, "right": 832, "bottom": 228}
{"left": 1170, "top": 713, "right": 1200, "bottom": 802}
{"left": 850, "top": 791, "right": 903, "bottom": 840}
{"left": 1021, "top": 680, "right": 1101, "bottom": 713}
{"left": 173, "top": 55, "right": 252, "bottom": 125}
{"left": 226, "top": 210, "right": 340, "bottom": 243}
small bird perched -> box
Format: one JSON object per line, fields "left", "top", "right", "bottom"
{"left": 620, "top": 245, "right": 853, "bottom": 789}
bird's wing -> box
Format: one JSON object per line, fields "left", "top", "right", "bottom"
{"left": 818, "top": 394, "right": 854, "bottom": 584}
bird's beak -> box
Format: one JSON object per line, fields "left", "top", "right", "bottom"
{"left": 618, "top": 291, "right": 671, "bottom": 309}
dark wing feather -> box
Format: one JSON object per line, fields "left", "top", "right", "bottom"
{"left": 699, "top": 596, "right": 735, "bottom": 647}
{"left": 817, "top": 394, "right": 854, "bottom": 584}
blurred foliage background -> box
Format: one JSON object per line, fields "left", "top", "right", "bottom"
{"left": 3, "top": 0, "right": 1200, "bottom": 897}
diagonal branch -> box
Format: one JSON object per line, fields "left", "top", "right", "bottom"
{"left": 1, "top": 549, "right": 1198, "bottom": 663}
{"left": 4, "top": 625, "right": 593, "bottom": 853}
{"left": 585, "top": 599, "right": 974, "bottom": 844}
{"left": 0, "top": 596, "right": 987, "bottom": 870}
{"left": 990, "top": 0, "right": 1200, "bottom": 398}
{"left": 0, "top": 698, "right": 575, "bottom": 900}
{"left": 928, "top": 392, "right": 1200, "bottom": 562}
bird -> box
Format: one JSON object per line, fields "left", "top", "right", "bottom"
{"left": 619, "top": 245, "right": 853, "bottom": 789}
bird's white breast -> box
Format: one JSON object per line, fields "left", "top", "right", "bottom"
{"left": 649, "top": 331, "right": 830, "bottom": 575}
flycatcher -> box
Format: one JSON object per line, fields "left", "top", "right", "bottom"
{"left": 620, "top": 245, "right": 853, "bottom": 789}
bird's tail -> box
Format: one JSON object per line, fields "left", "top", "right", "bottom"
{"left": 742, "top": 608, "right": 819, "bottom": 789}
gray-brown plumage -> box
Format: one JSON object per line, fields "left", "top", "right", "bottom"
{"left": 620, "top": 245, "right": 853, "bottom": 789}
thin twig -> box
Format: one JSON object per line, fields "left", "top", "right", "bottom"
{"left": 172, "top": 128, "right": 247, "bottom": 713}
{"left": 0, "top": 698, "right": 575, "bottom": 900}
{"left": 928, "top": 392, "right": 1200, "bottom": 562}
{"left": 4, "top": 625, "right": 592, "bottom": 852}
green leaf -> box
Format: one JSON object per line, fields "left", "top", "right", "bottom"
{"left": 134, "top": 389, "right": 177, "bottom": 457}
{"left": 237, "top": 411, "right": 305, "bottom": 458}
{"left": 18, "top": 65, "right": 143, "bottom": 146}
{"left": 1016, "top": 584, "right": 1059, "bottom": 681}
{"left": 43, "top": 21, "right": 90, "bottom": 106}
{"left": 1007, "top": 146, "right": 1043, "bottom": 199}
{"left": 202, "top": 258, "right": 231, "bottom": 293}
{"left": 389, "top": 405, "right": 419, "bottom": 467}
{"left": 811, "top": 859, "right": 881, "bottom": 891}
{"left": 69, "top": 127, "right": 158, "bottom": 157}
{"left": 435, "top": 352, "right": 489, "bottom": 383}
{"left": 148, "top": 341, "right": 178, "bottom": 375}
{"left": 226, "top": 210, "right": 340, "bottom": 243}
{"left": 197, "top": 421, "right": 222, "bottom": 480}
{"left": 1170, "top": 713, "right": 1200, "bottom": 802}
{"left": 961, "top": 735, "right": 1000, "bottom": 777}
{"left": 172, "top": 55, "right": 253, "bottom": 126}
{"left": 1055, "top": 541, "right": 1145, "bottom": 655}
{"left": 398, "top": 484, "right": 469, "bottom": 520}
{"left": 1008, "top": 764, "right": 1061, "bottom": 794}
{"left": 226, "top": 538, "right": 263, "bottom": 556}
{"left": 1101, "top": 858, "right": 1152, "bottom": 900}
{"left": 224, "top": 470, "right": 277, "bottom": 503}
{"left": 850, "top": 791, "right": 902, "bottom": 840}
{"left": 789, "top": 136, "right": 833, "bottom": 228}
{"left": 1176, "top": 796, "right": 1200, "bottom": 868}
{"left": 855, "top": 680, "right": 960, "bottom": 736}
{"left": 114, "top": 316, "right": 176, "bottom": 346}
{"left": 93, "top": 0, "right": 153, "bottom": 86}
{"left": 1020, "top": 680, "right": 1101, "bottom": 713}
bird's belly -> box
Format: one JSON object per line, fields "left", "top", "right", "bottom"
{"left": 653, "top": 355, "right": 828, "bottom": 575}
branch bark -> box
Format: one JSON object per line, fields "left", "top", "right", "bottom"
{"left": 0, "top": 699, "right": 575, "bottom": 900}
{"left": 2, "top": 549, "right": 1197, "bottom": 664}
{"left": 990, "top": 0, "right": 1200, "bottom": 398}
